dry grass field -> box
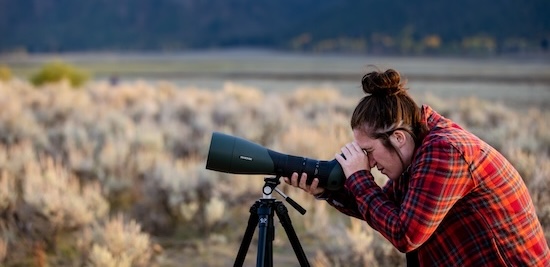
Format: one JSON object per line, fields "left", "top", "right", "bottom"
{"left": 0, "top": 60, "right": 549, "bottom": 266}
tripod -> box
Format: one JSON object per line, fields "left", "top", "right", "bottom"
{"left": 234, "top": 177, "right": 310, "bottom": 267}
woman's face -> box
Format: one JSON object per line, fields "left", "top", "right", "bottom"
{"left": 353, "top": 128, "right": 413, "bottom": 180}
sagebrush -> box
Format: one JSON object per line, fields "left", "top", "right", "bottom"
{"left": 0, "top": 79, "right": 548, "bottom": 266}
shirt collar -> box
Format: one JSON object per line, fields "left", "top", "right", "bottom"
{"left": 421, "top": 104, "right": 442, "bottom": 129}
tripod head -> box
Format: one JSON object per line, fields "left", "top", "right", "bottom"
{"left": 262, "top": 177, "right": 306, "bottom": 215}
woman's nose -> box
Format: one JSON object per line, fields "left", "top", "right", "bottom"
{"left": 368, "top": 155, "right": 376, "bottom": 168}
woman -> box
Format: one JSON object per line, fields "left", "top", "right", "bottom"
{"left": 284, "top": 68, "right": 550, "bottom": 266}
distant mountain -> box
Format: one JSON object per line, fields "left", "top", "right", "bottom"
{"left": 1, "top": 0, "right": 549, "bottom": 54}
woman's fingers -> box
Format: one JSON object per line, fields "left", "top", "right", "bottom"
{"left": 308, "top": 178, "right": 321, "bottom": 194}
{"left": 345, "top": 141, "right": 363, "bottom": 154}
{"left": 337, "top": 142, "right": 369, "bottom": 178}
{"left": 351, "top": 141, "right": 363, "bottom": 152}
{"left": 298, "top": 172, "right": 308, "bottom": 189}
{"left": 282, "top": 173, "right": 324, "bottom": 196}
{"left": 340, "top": 142, "right": 358, "bottom": 160}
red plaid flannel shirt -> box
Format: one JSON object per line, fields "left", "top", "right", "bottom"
{"left": 323, "top": 105, "right": 550, "bottom": 266}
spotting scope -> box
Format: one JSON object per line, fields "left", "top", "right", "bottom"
{"left": 206, "top": 132, "right": 345, "bottom": 190}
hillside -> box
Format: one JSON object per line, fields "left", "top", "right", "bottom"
{"left": 0, "top": 0, "right": 549, "bottom": 54}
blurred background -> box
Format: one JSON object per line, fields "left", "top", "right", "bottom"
{"left": 0, "top": 1, "right": 549, "bottom": 266}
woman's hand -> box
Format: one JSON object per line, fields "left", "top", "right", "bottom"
{"left": 282, "top": 172, "right": 325, "bottom": 196}
{"left": 335, "top": 141, "right": 369, "bottom": 178}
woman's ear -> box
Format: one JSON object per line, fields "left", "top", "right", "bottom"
{"left": 390, "top": 130, "right": 407, "bottom": 148}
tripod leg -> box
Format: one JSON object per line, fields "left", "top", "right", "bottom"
{"left": 265, "top": 204, "right": 275, "bottom": 267}
{"left": 255, "top": 201, "right": 273, "bottom": 267}
{"left": 274, "top": 202, "right": 310, "bottom": 267}
{"left": 234, "top": 201, "right": 260, "bottom": 267}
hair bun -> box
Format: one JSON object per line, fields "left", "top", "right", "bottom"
{"left": 361, "top": 69, "right": 405, "bottom": 96}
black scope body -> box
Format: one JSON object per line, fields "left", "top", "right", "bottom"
{"left": 206, "top": 132, "right": 345, "bottom": 190}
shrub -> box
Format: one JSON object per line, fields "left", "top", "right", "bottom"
{"left": 30, "top": 61, "right": 89, "bottom": 88}
{"left": 22, "top": 157, "right": 109, "bottom": 230}
{"left": 141, "top": 159, "right": 226, "bottom": 234}
{"left": 78, "top": 213, "right": 154, "bottom": 267}
{"left": 0, "top": 65, "right": 12, "bottom": 81}
{"left": 0, "top": 171, "right": 17, "bottom": 211}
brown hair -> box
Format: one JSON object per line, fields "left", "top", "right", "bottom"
{"left": 351, "top": 68, "right": 427, "bottom": 149}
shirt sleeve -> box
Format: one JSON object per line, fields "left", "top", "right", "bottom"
{"left": 346, "top": 139, "right": 476, "bottom": 252}
{"left": 318, "top": 172, "right": 395, "bottom": 220}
